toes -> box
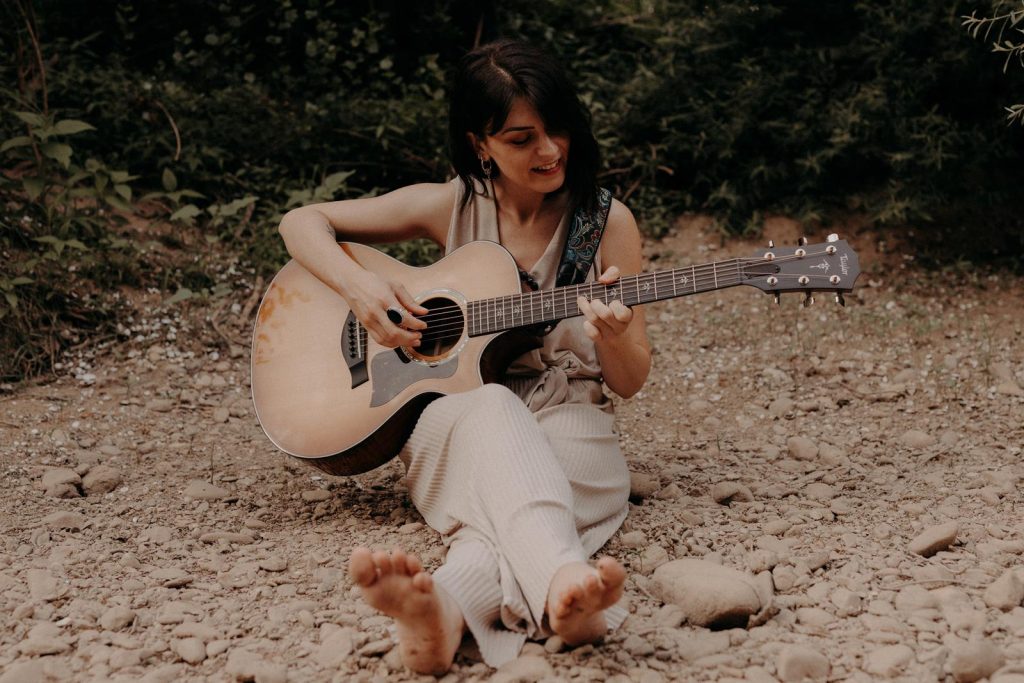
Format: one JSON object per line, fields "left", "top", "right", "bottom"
{"left": 373, "top": 550, "right": 394, "bottom": 575}
{"left": 391, "top": 548, "right": 408, "bottom": 574}
{"left": 597, "top": 557, "right": 626, "bottom": 587}
{"left": 349, "top": 547, "right": 377, "bottom": 586}
{"left": 405, "top": 553, "right": 424, "bottom": 576}
{"left": 411, "top": 571, "right": 433, "bottom": 593}
{"left": 582, "top": 573, "right": 600, "bottom": 594}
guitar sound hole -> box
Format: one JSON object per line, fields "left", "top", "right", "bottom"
{"left": 415, "top": 296, "right": 464, "bottom": 358}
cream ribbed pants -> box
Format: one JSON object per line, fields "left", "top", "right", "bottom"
{"left": 398, "top": 383, "right": 630, "bottom": 668}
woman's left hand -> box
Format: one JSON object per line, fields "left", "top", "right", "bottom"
{"left": 578, "top": 265, "right": 633, "bottom": 343}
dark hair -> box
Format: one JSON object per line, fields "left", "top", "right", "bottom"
{"left": 448, "top": 39, "right": 601, "bottom": 213}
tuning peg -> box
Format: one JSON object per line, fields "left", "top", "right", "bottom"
{"left": 767, "top": 239, "right": 775, "bottom": 248}
{"left": 773, "top": 292, "right": 781, "bottom": 306}
{"left": 797, "top": 236, "right": 807, "bottom": 246}
{"left": 803, "top": 292, "right": 815, "bottom": 307}
{"left": 827, "top": 233, "right": 839, "bottom": 243}
{"left": 835, "top": 293, "right": 846, "bottom": 307}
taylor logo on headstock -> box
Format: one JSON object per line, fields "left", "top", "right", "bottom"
{"left": 810, "top": 260, "right": 830, "bottom": 272}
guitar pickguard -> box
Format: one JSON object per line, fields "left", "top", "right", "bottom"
{"left": 369, "top": 350, "right": 457, "bottom": 407}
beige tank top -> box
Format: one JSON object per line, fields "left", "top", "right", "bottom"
{"left": 445, "top": 177, "right": 609, "bottom": 412}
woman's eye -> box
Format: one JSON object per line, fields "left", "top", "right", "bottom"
{"left": 511, "top": 137, "right": 530, "bottom": 146}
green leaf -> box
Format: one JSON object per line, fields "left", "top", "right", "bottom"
{"left": 4, "top": 292, "right": 17, "bottom": 310}
{"left": 104, "top": 194, "right": 134, "bottom": 212}
{"left": 22, "top": 176, "right": 44, "bottom": 200}
{"left": 162, "top": 168, "right": 178, "bottom": 192}
{"left": 53, "top": 119, "right": 95, "bottom": 136}
{"left": 41, "top": 142, "right": 73, "bottom": 168}
{"left": 65, "top": 239, "right": 89, "bottom": 251}
{"left": 0, "top": 136, "right": 32, "bottom": 153}
{"left": 170, "top": 204, "right": 202, "bottom": 223}
{"left": 109, "top": 170, "right": 139, "bottom": 183}
{"left": 114, "top": 183, "right": 132, "bottom": 201}
{"left": 165, "top": 287, "right": 195, "bottom": 305}
{"left": 13, "top": 111, "right": 45, "bottom": 128}
{"left": 10, "top": 277, "right": 34, "bottom": 286}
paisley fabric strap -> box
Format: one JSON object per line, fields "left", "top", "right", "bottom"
{"left": 519, "top": 188, "right": 613, "bottom": 336}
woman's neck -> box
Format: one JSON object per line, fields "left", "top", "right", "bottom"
{"left": 492, "top": 178, "right": 566, "bottom": 228}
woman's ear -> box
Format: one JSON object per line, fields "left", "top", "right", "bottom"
{"left": 467, "top": 132, "right": 486, "bottom": 159}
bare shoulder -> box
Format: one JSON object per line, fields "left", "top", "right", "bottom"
{"left": 378, "top": 181, "right": 458, "bottom": 244}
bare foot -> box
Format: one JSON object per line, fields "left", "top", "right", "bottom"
{"left": 348, "top": 547, "right": 464, "bottom": 674}
{"left": 546, "top": 557, "right": 626, "bottom": 645}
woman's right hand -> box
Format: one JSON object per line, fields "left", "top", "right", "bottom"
{"left": 342, "top": 270, "right": 429, "bottom": 349}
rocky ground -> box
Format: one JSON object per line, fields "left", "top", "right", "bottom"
{"left": 2, "top": 218, "right": 1023, "bottom": 683}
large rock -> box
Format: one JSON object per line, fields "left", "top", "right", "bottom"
{"left": 652, "top": 558, "right": 772, "bottom": 629}
{"left": 949, "top": 640, "right": 1004, "bottom": 683}
{"left": 864, "top": 644, "right": 914, "bottom": 677}
{"left": 787, "top": 436, "right": 818, "bottom": 461}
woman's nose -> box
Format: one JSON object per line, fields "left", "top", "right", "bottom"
{"left": 538, "top": 134, "right": 559, "bottom": 156}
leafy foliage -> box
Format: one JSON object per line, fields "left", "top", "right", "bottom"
{"left": 1, "top": 0, "right": 1023, "bottom": 380}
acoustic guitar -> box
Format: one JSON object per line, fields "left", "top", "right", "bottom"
{"left": 251, "top": 236, "right": 860, "bottom": 475}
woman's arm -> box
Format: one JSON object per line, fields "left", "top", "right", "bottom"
{"left": 577, "top": 199, "right": 651, "bottom": 398}
{"left": 277, "top": 182, "right": 456, "bottom": 348}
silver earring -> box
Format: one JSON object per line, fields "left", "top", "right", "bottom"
{"left": 479, "top": 157, "right": 493, "bottom": 179}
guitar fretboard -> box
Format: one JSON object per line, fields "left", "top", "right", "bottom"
{"left": 467, "top": 258, "right": 746, "bottom": 337}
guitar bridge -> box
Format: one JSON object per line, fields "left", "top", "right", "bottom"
{"left": 341, "top": 312, "right": 369, "bottom": 389}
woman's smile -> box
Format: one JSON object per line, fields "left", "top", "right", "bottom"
{"left": 531, "top": 158, "right": 563, "bottom": 175}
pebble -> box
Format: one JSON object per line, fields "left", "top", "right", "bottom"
{"left": 620, "top": 530, "right": 646, "bottom": 548}
{"left": 949, "top": 640, "right": 1005, "bottom": 683}
{"left": 787, "top": 436, "right": 818, "bottom": 461}
{"left": 42, "top": 511, "right": 86, "bottom": 531}
{"left": 830, "top": 587, "right": 862, "bottom": 616}
{"left": 776, "top": 645, "right": 830, "bottom": 682}
{"left": 909, "top": 521, "right": 958, "bottom": 557}
{"left": 795, "top": 607, "right": 835, "bottom": 627}
{"left": 900, "top": 429, "right": 937, "bottom": 449}
{"left": 629, "top": 471, "right": 660, "bottom": 500}
{"left": 150, "top": 567, "right": 194, "bottom": 588}
{"left": 652, "top": 559, "right": 769, "bottom": 628}
{"left": 301, "top": 489, "right": 331, "bottom": 502}
{"left": 623, "top": 634, "right": 655, "bottom": 657}
{"left": 983, "top": 569, "right": 1024, "bottom": 611}
{"left": 638, "top": 545, "right": 670, "bottom": 574}
{"left": 147, "top": 398, "right": 175, "bottom": 412}
{"left": 27, "top": 569, "right": 60, "bottom": 601}
{"left": 863, "top": 644, "right": 914, "bottom": 676}
{"left": 100, "top": 605, "right": 136, "bottom": 631}
{"left": 314, "top": 627, "right": 354, "bottom": 667}
{"left": 82, "top": 464, "right": 122, "bottom": 494}
{"left": 226, "top": 649, "right": 287, "bottom": 683}
{"left": 258, "top": 555, "right": 288, "bottom": 572}
{"left": 0, "top": 661, "right": 46, "bottom": 683}
{"left": 803, "top": 483, "right": 836, "bottom": 500}
{"left": 172, "top": 637, "right": 207, "bottom": 664}
{"left": 398, "top": 522, "right": 424, "bottom": 534}
{"left": 198, "top": 531, "right": 255, "bottom": 544}
{"left": 492, "top": 654, "right": 554, "bottom": 683}
{"left": 544, "top": 635, "right": 564, "bottom": 653}
{"left": 894, "top": 585, "right": 938, "bottom": 612}
{"left": 358, "top": 638, "right": 394, "bottom": 656}
{"left": 184, "top": 480, "right": 230, "bottom": 500}
{"left": 764, "top": 519, "right": 792, "bottom": 536}
{"left": 711, "top": 481, "right": 754, "bottom": 505}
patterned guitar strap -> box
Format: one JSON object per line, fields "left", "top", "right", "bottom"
{"left": 518, "top": 187, "right": 613, "bottom": 336}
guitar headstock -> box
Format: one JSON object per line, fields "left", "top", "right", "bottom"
{"left": 741, "top": 234, "right": 860, "bottom": 306}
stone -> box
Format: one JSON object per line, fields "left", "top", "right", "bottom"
{"left": 776, "top": 645, "right": 830, "bottom": 682}
{"left": 43, "top": 511, "right": 86, "bottom": 531}
{"left": 831, "top": 587, "right": 863, "bottom": 616}
{"left": 184, "top": 480, "right": 230, "bottom": 500}
{"left": 147, "top": 398, "right": 175, "bottom": 412}
{"left": 258, "top": 555, "right": 288, "bottom": 572}
{"left": 894, "top": 585, "right": 938, "bottom": 613}
{"left": 227, "top": 649, "right": 287, "bottom": 683}
{"left": 787, "top": 436, "right": 818, "bottom": 461}
{"left": 82, "top": 465, "right": 122, "bottom": 495}
{"left": 983, "top": 569, "right": 1024, "bottom": 611}
{"left": 949, "top": 640, "right": 1005, "bottom": 683}
{"left": 795, "top": 607, "right": 835, "bottom": 627}
{"left": 198, "top": 531, "right": 255, "bottom": 544}
{"left": 629, "top": 472, "right": 660, "bottom": 501}
{"left": 712, "top": 482, "right": 754, "bottom": 505}
{"left": 492, "top": 655, "right": 554, "bottom": 683}
{"left": 901, "top": 429, "right": 937, "bottom": 449}
{"left": 301, "top": 489, "right": 331, "bottom": 502}
{"left": 864, "top": 644, "right": 914, "bottom": 677}
{"left": 652, "top": 559, "right": 771, "bottom": 629}
{"left": 27, "top": 569, "right": 60, "bottom": 601}
{"left": 172, "top": 637, "right": 207, "bottom": 664}
{"left": 623, "top": 634, "right": 655, "bottom": 657}
{"left": 0, "top": 660, "right": 47, "bottom": 683}
{"left": 639, "top": 545, "right": 671, "bottom": 574}
{"left": 909, "top": 522, "right": 958, "bottom": 557}
{"left": 42, "top": 467, "right": 81, "bottom": 490}
{"left": 314, "top": 627, "right": 354, "bottom": 668}
{"left": 100, "top": 605, "right": 136, "bottom": 631}
{"left": 620, "top": 530, "right": 646, "bottom": 548}
{"left": 803, "top": 483, "right": 836, "bottom": 501}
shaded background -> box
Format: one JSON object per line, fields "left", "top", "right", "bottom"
{"left": 2, "top": 0, "right": 1022, "bottom": 380}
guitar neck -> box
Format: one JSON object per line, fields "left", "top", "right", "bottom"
{"left": 467, "top": 258, "right": 745, "bottom": 337}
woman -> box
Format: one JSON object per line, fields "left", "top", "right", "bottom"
{"left": 278, "top": 39, "right": 650, "bottom": 674}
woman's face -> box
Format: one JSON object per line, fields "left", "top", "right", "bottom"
{"left": 475, "top": 98, "right": 570, "bottom": 195}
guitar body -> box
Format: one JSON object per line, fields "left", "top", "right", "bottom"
{"left": 251, "top": 241, "right": 529, "bottom": 476}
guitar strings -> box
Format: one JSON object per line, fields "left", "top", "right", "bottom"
{"left": 357, "top": 250, "right": 847, "bottom": 341}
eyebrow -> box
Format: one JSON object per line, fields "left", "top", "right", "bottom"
{"left": 497, "top": 125, "right": 535, "bottom": 134}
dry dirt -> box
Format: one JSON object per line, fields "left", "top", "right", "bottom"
{"left": 2, "top": 219, "right": 1024, "bottom": 683}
